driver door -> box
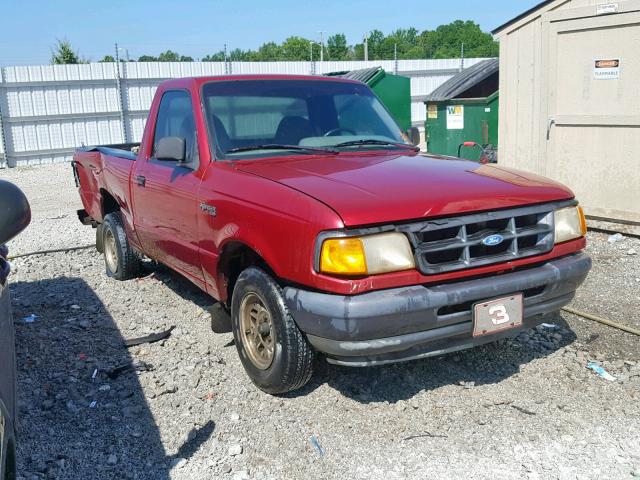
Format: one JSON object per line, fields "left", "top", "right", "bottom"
{"left": 132, "top": 89, "right": 205, "bottom": 285}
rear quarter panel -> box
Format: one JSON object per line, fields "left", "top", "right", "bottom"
{"left": 100, "top": 155, "right": 136, "bottom": 234}
{"left": 74, "top": 151, "right": 104, "bottom": 220}
{"left": 74, "top": 151, "right": 137, "bottom": 235}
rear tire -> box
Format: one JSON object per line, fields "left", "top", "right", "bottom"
{"left": 102, "top": 212, "right": 141, "bottom": 280}
{"left": 231, "top": 267, "right": 314, "bottom": 394}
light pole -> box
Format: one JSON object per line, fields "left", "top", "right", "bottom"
{"left": 224, "top": 43, "right": 230, "bottom": 75}
{"left": 318, "top": 31, "right": 324, "bottom": 63}
{"left": 394, "top": 43, "right": 398, "bottom": 75}
{"left": 363, "top": 32, "right": 369, "bottom": 62}
{"left": 309, "top": 41, "right": 316, "bottom": 75}
{"left": 117, "top": 46, "right": 130, "bottom": 62}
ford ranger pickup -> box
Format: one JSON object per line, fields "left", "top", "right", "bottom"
{"left": 73, "top": 75, "right": 591, "bottom": 394}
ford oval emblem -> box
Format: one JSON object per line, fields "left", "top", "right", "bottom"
{"left": 482, "top": 234, "right": 504, "bottom": 246}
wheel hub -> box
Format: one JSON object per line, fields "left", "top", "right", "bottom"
{"left": 239, "top": 293, "right": 275, "bottom": 370}
{"left": 104, "top": 229, "right": 118, "bottom": 273}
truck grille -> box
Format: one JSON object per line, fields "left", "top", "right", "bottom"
{"left": 398, "top": 203, "right": 557, "bottom": 275}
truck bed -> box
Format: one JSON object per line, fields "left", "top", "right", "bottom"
{"left": 73, "top": 143, "right": 140, "bottom": 223}
{"left": 76, "top": 142, "right": 140, "bottom": 161}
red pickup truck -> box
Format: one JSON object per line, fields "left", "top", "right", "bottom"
{"left": 73, "top": 75, "right": 591, "bottom": 394}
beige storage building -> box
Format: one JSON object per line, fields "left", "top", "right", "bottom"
{"left": 493, "top": 0, "right": 640, "bottom": 229}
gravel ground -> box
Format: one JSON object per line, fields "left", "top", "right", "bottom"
{"left": 1, "top": 163, "right": 639, "bottom": 480}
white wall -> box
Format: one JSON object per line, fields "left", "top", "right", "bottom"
{"left": 0, "top": 58, "right": 489, "bottom": 167}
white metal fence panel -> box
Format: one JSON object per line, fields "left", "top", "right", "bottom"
{"left": 0, "top": 72, "right": 5, "bottom": 167}
{"left": 0, "top": 58, "right": 491, "bottom": 167}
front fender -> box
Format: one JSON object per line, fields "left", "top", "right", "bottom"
{"left": 198, "top": 164, "right": 344, "bottom": 301}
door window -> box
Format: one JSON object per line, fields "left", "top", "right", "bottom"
{"left": 153, "top": 90, "right": 197, "bottom": 163}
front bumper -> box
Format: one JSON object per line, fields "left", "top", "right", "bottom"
{"left": 284, "top": 252, "right": 591, "bottom": 366}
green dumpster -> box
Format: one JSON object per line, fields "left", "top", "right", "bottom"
{"left": 326, "top": 67, "right": 411, "bottom": 131}
{"left": 424, "top": 59, "right": 499, "bottom": 162}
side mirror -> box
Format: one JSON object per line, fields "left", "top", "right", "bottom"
{"left": 155, "top": 137, "right": 186, "bottom": 162}
{"left": 406, "top": 127, "right": 421, "bottom": 146}
{"left": 0, "top": 180, "right": 31, "bottom": 245}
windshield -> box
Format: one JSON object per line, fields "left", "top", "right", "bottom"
{"left": 202, "top": 79, "right": 409, "bottom": 160}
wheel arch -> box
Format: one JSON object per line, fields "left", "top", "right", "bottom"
{"left": 216, "top": 240, "right": 276, "bottom": 305}
{"left": 100, "top": 188, "right": 120, "bottom": 219}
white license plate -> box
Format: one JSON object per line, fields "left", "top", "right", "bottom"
{"left": 473, "top": 293, "right": 523, "bottom": 337}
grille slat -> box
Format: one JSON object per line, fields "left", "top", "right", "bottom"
{"left": 403, "top": 204, "right": 556, "bottom": 274}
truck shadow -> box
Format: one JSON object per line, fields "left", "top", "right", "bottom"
{"left": 306, "top": 313, "right": 578, "bottom": 403}
{"left": 143, "top": 262, "right": 214, "bottom": 310}
{"left": 10, "top": 276, "right": 214, "bottom": 480}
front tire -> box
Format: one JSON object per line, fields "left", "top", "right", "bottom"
{"left": 102, "top": 212, "right": 141, "bottom": 280}
{"left": 231, "top": 267, "right": 314, "bottom": 394}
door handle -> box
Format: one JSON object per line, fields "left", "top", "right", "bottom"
{"left": 135, "top": 175, "right": 146, "bottom": 187}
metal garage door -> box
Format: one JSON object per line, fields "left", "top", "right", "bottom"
{"left": 541, "top": 1, "right": 640, "bottom": 224}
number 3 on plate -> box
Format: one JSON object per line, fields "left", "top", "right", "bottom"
{"left": 488, "top": 304, "right": 510, "bottom": 325}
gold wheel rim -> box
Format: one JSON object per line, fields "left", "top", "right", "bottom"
{"left": 239, "top": 292, "right": 275, "bottom": 370}
{"left": 104, "top": 229, "right": 118, "bottom": 273}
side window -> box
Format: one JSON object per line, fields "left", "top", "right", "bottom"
{"left": 153, "top": 90, "right": 196, "bottom": 163}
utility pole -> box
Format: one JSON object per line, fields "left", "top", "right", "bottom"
{"left": 319, "top": 31, "right": 324, "bottom": 63}
{"left": 309, "top": 41, "right": 316, "bottom": 75}
{"left": 394, "top": 43, "right": 398, "bottom": 75}
{"left": 224, "top": 43, "right": 229, "bottom": 75}
{"left": 117, "top": 45, "right": 130, "bottom": 62}
{"left": 460, "top": 43, "right": 465, "bottom": 71}
{"left": 113, "top": 43, "right": 127, "bottom": 143}
{"left": 364, "top": 33, "right": 369, "bottom": 62}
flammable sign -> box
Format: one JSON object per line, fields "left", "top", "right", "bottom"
{"left": 594, "top": 59, "right": 620, "bottom": 80}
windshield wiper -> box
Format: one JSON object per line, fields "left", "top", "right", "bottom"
{"left": 226, "top": 144, "right": 338, "bottom": 155}
{"left": 334, "top": 139, "right": 419, "bottom": 151}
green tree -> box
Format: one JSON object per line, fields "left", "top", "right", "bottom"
{"left": 384, "top": 28, "right": 419, "bottom": 58}
{"left": 430, "top": 20, "right": 498, "bottom": 58}
{"left": 137, "top": 55, "right": 158, "bottom": 62}
{"left": 202, "top": 51, "right": 226, "bottom": 62}
{"left": 50, "top": 39, "right": 82, "bottom": 64}
{"left": 228, "top": 48, "right": 250, "bottom": 61}
{"left": 281, "top": 36, "right": 312, "bottom": 61}
{"left": 255, "top": 42, "right": 282, "bottom": 61}
{"left": 128, "top": 21, "right": 497, "bottom": 65}
{"left": 353, "top": 42, "right": 365, "bottom": 60}
{"left": 99, "top": 55, "right": 115, "bottom": 63}
{"left": 327, "top": 34, "right": 348, "bottom": 60}
{"left": 157, "top": 50, "right": 180, "bottom": 62}
{"left": 367, "top": 30, "right": 385, "bottom": 59}
{"left": 417, "top": 30, "right": 436, "bottom": 58}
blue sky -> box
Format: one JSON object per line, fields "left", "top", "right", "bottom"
{"left": 0, "top": 0, "right": 539, "bottom": 66}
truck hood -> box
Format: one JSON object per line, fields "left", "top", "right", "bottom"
{"left": 236, "top": 153, "right": 574, "bottom": 226}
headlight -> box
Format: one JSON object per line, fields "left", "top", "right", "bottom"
{"left": 320, "top": 232, "right": 415, "bottom": 276}
{"left": 554, "top": 205, "right": 587, "bottom": 243}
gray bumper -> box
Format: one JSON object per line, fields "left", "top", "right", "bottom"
{"left": 284, "top": 253, "right": 591, "bottom": 366}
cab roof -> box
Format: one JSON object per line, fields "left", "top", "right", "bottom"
{"left": 160, "top": 74, "right": 363, "bottom": 90}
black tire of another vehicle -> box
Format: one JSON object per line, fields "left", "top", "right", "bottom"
{"left": 231, "top": 267, "right": 315, "bottom": 394}
{"left": 102, "top": 212, "right": 141, "bottom": 280}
